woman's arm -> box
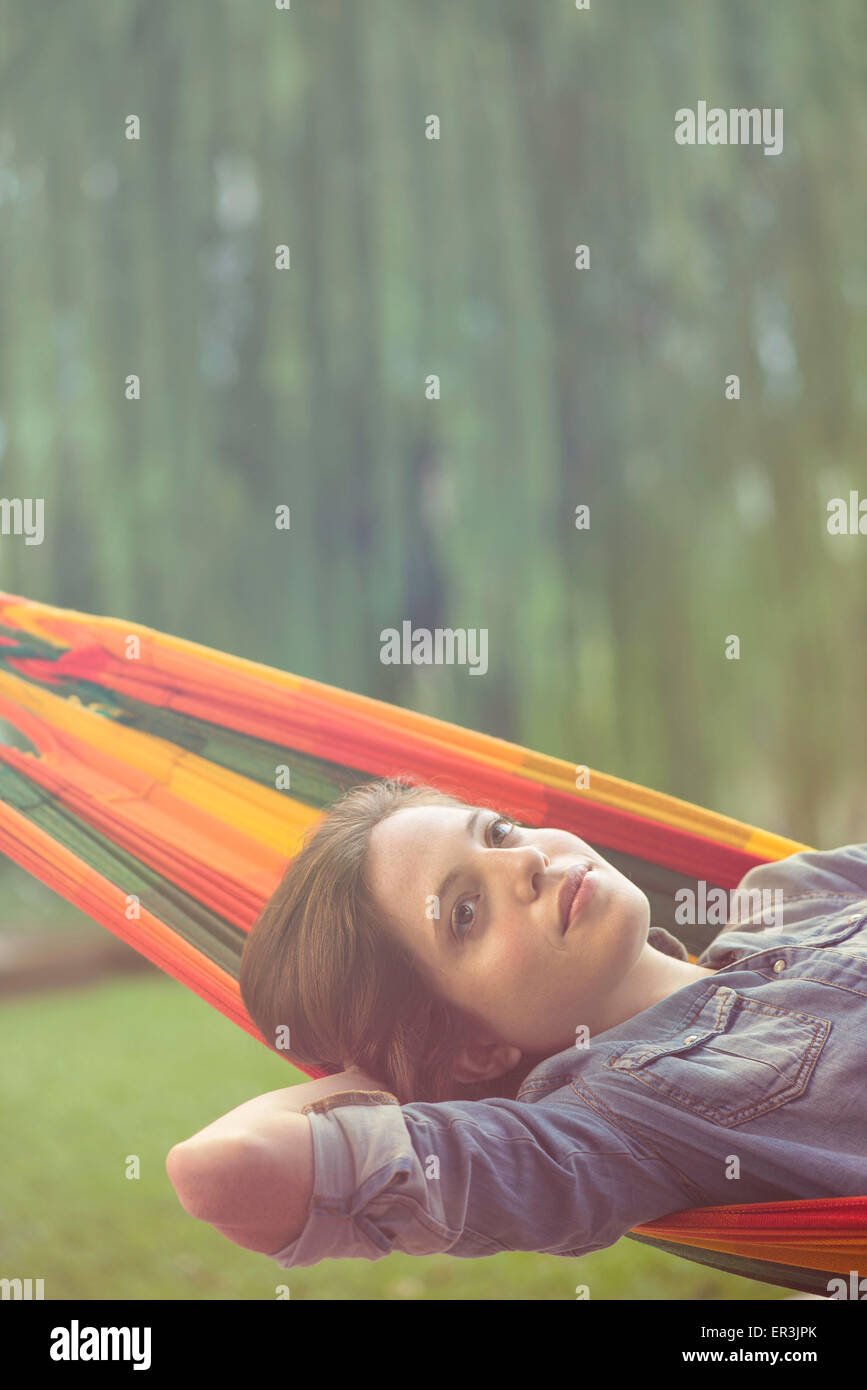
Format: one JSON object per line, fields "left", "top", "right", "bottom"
{"left": 193, "top": 1091, "right": 699, "bottom": 1268}
{"left": 166, "top": 1066, "right": 392, "bottom": 1253}
{"left": 168, "top": 1078, "right": 697, "bottom": 1267}
{"left": 167, "top": 1112, "right": 315, "bottom": 1253}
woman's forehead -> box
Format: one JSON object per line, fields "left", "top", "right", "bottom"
{"left": 367, "top": 804, "right": 471, "bottom": 890}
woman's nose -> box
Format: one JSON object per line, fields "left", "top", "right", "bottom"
{"left": 507, "top": 844, "right": 549, "bottom": 896}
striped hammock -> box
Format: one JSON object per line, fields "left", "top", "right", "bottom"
{"left": 0, "top": 591, "right": 862, "bottom": 1297}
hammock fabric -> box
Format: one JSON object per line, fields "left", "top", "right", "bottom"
{"left": 0, "top": 591, "right": 862, "bottom": 1297}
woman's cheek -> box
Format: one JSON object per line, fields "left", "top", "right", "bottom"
{"left": 486, "top": 929, "right": 533, "bottom": 984}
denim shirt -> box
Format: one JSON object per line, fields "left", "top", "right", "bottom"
{"left": 270, "top": 845, "right": 867, "bottom": 1267}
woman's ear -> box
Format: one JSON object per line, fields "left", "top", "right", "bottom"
{"left": 451, "top": 1040, "right": 523, "bottom": 1085}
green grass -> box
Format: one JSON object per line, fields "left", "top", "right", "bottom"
{"left": 0, "top": 973, "right": 791, "bottom": 1301}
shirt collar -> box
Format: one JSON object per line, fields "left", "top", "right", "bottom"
{"left": 647, "top": 925, "right": 690, "bottom": 960}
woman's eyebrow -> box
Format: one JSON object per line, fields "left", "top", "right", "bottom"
{"left": 434, "top": 807, "right": 484, "bottom": 916}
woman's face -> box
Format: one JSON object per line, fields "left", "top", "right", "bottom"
{"left": 365, "top": 802, "right": 653, "bottom": 1075}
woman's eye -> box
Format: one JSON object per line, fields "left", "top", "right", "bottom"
{"left": 488, "top": 816, "right": 514, "bottom": 846}
{"left": 450, "top": 818, "right": 514, "bottom": 941}
{"left": 452, "top": 898, "right": 476, "bottom": 943}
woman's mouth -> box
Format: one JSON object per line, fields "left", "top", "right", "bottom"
{"left": 559, "top": 864, "right": 595, "bottom": 932}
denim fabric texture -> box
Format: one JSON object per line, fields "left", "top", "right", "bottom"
{"left": 270, "top": 845, "right": 867, "bottom": 1267}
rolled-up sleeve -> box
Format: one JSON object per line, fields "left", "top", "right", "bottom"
{"left": 268, "top": 1088, "right": 694, "bottom": 1268}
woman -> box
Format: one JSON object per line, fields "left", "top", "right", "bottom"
{"left": 166, "top": 779, "right": 867, "bottom": 1270}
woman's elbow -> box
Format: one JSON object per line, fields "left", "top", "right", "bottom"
{"left": 166, "top": 1133, "right": 252, "bottom": 1222}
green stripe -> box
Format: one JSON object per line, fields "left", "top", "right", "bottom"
{"left": 626, "top": 1231, "right": 833, "bottom": 1295}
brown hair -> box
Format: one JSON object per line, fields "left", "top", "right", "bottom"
{"left": 239, "top": 778, "right": 537, "bottom": 1104}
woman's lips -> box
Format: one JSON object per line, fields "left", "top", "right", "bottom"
{"left": 559, "top": 864, "right": 592, "bottom": 932}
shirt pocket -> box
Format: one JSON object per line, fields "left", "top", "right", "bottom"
{"left": 605, "top": 984, "right": 830, "bottom": 1128}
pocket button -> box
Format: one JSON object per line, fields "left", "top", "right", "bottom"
{"left": 683, "top": 1034, "right": 700, "bottom": 1045}
{"left": 772, "top": 959, "right": 786, "bottom": 973}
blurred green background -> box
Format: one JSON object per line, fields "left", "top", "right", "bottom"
{"left": 0, "top": 0, "right": 864, "bottom": 1299}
